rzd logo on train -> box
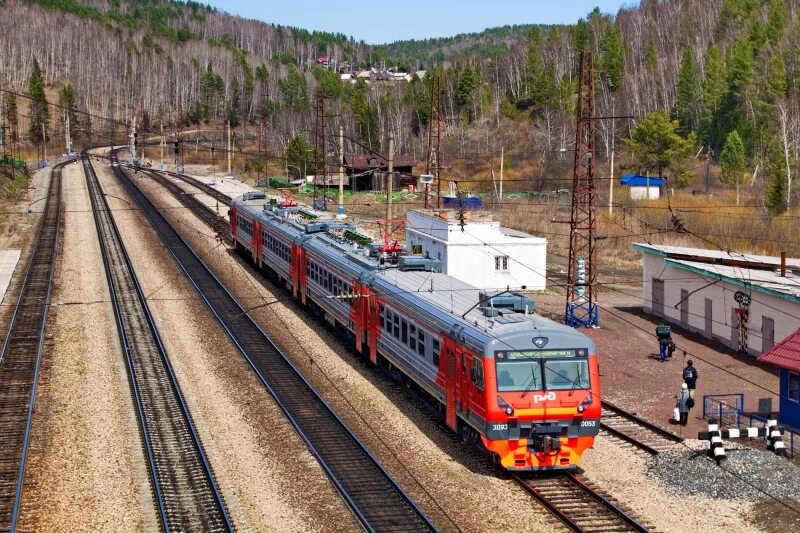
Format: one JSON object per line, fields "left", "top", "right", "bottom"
{"left": 532, "top": 392, "right": 557, "bottom": 403}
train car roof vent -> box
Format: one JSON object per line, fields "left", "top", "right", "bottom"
{"left": 242, "top": 191, "right": 266, "bottom": 201}
{"left": 398, "top": 255, "right": 442, "bottom": 272}
{"left": 478, "top": 291, "right": 534, "bottom": 316}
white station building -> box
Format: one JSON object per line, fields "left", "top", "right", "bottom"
{"left": 405, "top": 210, "right": 547, "bottom": 291}
{"left": 636, "top": 243, "right": 800, "bottom": 356}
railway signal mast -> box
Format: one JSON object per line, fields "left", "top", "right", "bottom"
{"left": 565, "top": 50, "right": 599, "bottom": 328}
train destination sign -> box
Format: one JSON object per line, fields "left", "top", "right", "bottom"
{"left": 496, "top": 349, "right": 584, "bottom": 360}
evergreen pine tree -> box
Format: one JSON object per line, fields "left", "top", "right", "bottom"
{"left": 765, "top": 139, "right": 788, "bottom": 214}
{"left": 674, "top": 46, "right": 700, "bottom": 134}
{"left": 59, "top": 83, "right": 79, "bottom": 142}
{"left": 700, "top": 44, "right": 726, "bottom": 146}
{"left": 600, "top": 25, "right": 625, "bottom": 92}
{"left": 765, "top": 54, "right": 788, "bottom": 102}
{"left": 3, "top": 92, "right": 18, "bottom": 148}
{"left": 718, "top": 36, "right": 755, "bottom": 147}
{"left": 28, "top": 58, "right": 49, "bottom": 145}
{"left": 719, "top": 130, "right": 747, "bottom": 205}
{"left": 227, "top": 77, "right": 242, "bottom": 127}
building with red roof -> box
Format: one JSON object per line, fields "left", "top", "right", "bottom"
{"left": 758, "top": 328, "right": 800, "bottom": 428}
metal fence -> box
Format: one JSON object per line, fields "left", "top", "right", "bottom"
{"left": 702, "top": 394, "right": 799, "bottom": 459}
{"left": 702, "top": 394, "right": 744, "bottom": 427}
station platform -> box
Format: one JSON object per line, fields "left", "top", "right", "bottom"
{"left": 0, "top": 249, "right": 21, "bottom": 304}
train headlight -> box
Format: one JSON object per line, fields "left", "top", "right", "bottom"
{"left": 577, "top": 404, "right": 585, "bottom": 413}
{"left": 505, "top": 406, "right": 514, "bottom": 416}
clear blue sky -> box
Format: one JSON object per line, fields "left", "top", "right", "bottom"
{"left": 208, "top": 1, "right": 632, "bottom": 44}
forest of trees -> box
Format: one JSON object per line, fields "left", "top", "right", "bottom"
{"left": 2, "top": 0, "right": 800, "bottom": 213}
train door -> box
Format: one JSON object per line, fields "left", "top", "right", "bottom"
{"left": 230, "top": 207, "right": 237, "bottom": 245}
{"left": 457, "top": 346, "right": 468, "bottom": 416}
{"left": 444, "top": 341, "right": 457, "bottom": 430}
{"left": 252, "top": 221, "right": 262, "bottom": 266}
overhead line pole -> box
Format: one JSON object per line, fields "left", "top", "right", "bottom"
{"left": 337, "top": 125, "right": 346, "bottom": 219}
{"left": 565, "top": 50, "right": 599, "bottom": 329}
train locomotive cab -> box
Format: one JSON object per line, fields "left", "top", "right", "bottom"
{"left": 480, "top": 329, "right": 600, "bottom": 471}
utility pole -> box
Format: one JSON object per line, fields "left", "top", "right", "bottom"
{"left": 64, "top": 110, "right": 71, "bottom": 155}
{"left": 42, "top": 123, "right": 47, "bottom": 166}
{"left": 565, "top": 50, "right": 598, "bottom": 328}
{"left": 130, "top": 116, "right": 137, "bottom": 166}
{"left": 160, "top": 122, "right": 164, "bottom": 170}
{"left": 386, "top": 133, "right": 394, "bottom": 222}
{"left": 426, "top": 74, "right": 442, "bottom": 209}
{"left": 227, "top": 120, "right": 232, "bottom": 176}
{"left": 499, "top": 146, "right": 504, "bottom": 202}
{"left": 608, "top": 156, "right": 614, "bottom": 215}
{"left": 337, "top": 125, "right": 346, "bottom": 219}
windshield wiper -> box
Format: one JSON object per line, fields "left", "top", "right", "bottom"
{"left": 520, "top": 366, "right": 540, "bottom": 398}
{"left": 566, "top": 365, "right": 585, "bottom": 396}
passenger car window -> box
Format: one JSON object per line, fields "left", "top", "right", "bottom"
{"left": 471, "top": 358, "right": 484, "bottom": 390}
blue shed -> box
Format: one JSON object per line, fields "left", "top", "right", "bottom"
{"left": 758, "top": 328, "right": 800, "bottom": 429}
{"left": 619, "top": 174, "right": 665, "bottom": 200}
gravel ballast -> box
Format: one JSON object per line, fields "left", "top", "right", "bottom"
{"left": 647, "top": 440, "right": 800, "bottom": 501}
{"left": 19, "top": 161, "right": 158, "bottom": 530}
{"left": 130, "top": 162, "right": 566, "bottom": 531}
{"left": 94, "top": 160, "right": 358, "bottom": 532}
{"left": 580, "top": 436, "right": 757, "bottom": 532}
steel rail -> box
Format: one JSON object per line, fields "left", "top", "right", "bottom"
{"left": 600, "top": 401, "right": 683, "bottom": 455}
{"left": 107, "top": 152, "right": 436, "bottom": 533}
{"left": 514, "top": 472, "right": 651, "bottom": 533}
{"left": 82, "top": 154, "right": 232, "bottom": 532}
{"left": 0, "top": 159, "right": 68, "bottom": 531}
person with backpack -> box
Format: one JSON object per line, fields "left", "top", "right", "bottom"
{"left": 656, "top": 324, "right": 672, "bottom": 362}
{"left": 683, "top": 360, "right": 698, "bottom": 399}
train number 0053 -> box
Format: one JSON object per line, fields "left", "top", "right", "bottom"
{"left": 492, "top": 424, "right": 508, "bottom": 431}
{"left": 580, "top": 421, "right": 597, "bottom": 427}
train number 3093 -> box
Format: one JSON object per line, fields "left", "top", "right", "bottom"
{"left": 492, "top": 424, "right": 508, "bottom": 431}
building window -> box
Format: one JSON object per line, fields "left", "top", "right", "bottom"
{"left": 412, "top": 244, "right": 422, "bottom": 255}
{"left": 495, "top": 255, "right": 509, "bottom": 271}
{"left": 790, "top": 372, "right": 800, "bottom": 402}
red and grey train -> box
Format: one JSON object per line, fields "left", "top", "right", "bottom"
{"left": 230, "top": 194, "right": 601, "bottom": 470}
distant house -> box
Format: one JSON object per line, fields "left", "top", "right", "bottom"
{"left": 317, "top": 55, "right": 330, "bottom": 66}
{"left": 340, "top": 73, "right": 353, "bottom": 82}
{"left": 758, "top": 329, "right": 800, "bottom": 429}
{"left": 619, "top": 173, "right": 665, "bottom": 200}
{"left": 344, "top": 154, "right": 416, "bottom": 191}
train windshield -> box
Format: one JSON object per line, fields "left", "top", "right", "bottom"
{"left": 495, "top": 349, "right": 590, "bottom": 392}
{"left": 542, "top": 359, "right": 590, "bottom": 390}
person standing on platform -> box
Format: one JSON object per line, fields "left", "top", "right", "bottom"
{"left": 676, "top": 383, "right": 691, "bottom": 426}
{"left": 683, "top": 360, "right": 698, "bottom": 398}
{"left": 656, "top": 324, "right": 672, "bottom": 362}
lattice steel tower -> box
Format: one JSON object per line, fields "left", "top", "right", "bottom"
{"left": 426, "top": 75, "right": 443, "bottom": 209}
{"left": 565, "top": 50, "right": 599, "bottom": 328}
{"left": 313, "top": 91, "right": 327, "bottom": 210}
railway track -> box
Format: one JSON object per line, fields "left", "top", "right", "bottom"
{"left": 0, "top": 160, "right": 66, "bottom": 531}
{"left": 107, "top": 153, "right": 436, "bottom": 532}
{"left": 82, "top": 155, "right": 232, "bottom": 532}
{"left": 140, "top": 162, "right": 661, "bottom": 533}
{"left": 139, "top": 169, "right": 230, "bottom": 241}
{"left": 515, "top": 472, "right": 651, "bottom": 533}
{"left": 600, "top": 400, "right": 683, "bottom": 455}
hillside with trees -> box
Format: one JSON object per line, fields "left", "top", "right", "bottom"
{"left": 1, "top": 0, "right": 800, "bottom": 226}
